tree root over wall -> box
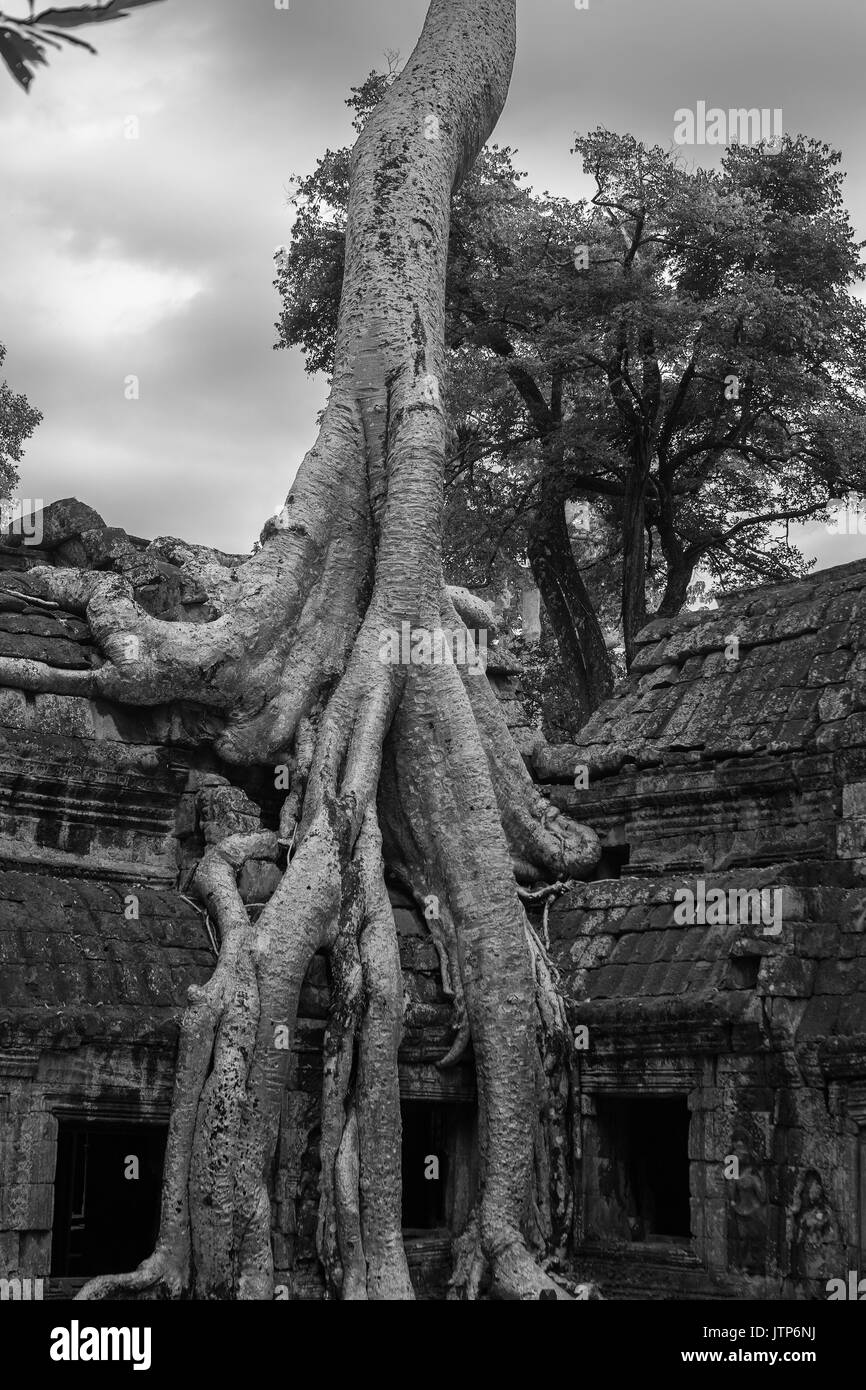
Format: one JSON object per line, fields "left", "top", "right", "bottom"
{"left": 3, "top": 0, "right": 601, "bottom": 1300}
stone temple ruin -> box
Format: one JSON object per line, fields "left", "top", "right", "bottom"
{"left": 1, "top": 500, "right": 864, "bottom": 1299}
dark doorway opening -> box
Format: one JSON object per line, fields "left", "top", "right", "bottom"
{"left": 595, "top": 1096, "right": 691, "bottom": 1242}
{"left": 51, "top": 1121, "right": 167, "bottom": 1277}
{"left": 401, "top": 1102, "right": 449, "bottom": 1231}
{"left": 400, "top": 1099, "right": 479, "bottom": 1236}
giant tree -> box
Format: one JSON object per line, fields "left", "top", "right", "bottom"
{"left": 281, "top": 114, "right": 866, "bottom": 688}
{"left": 4, "top": 0, "right": 598, "bottom": 1300}
{"left": 279, "top": 90, "right": 618, "bottom": 725}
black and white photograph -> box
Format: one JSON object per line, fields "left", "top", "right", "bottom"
{"left": 0, "top": 0, "right": 864, "bottom": 1363}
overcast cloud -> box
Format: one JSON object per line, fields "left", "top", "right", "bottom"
{"left": 1, "top": 0, "right": 864, "bottom": 563}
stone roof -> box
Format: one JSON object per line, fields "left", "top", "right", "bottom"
{"left": 548, "top": 871, "right": 866, "bottom": 1060}
{"left": 0, "top": 870, "right": 215, "bottom": 1044}
{"left": 529, "top": 559, "right": 866, "bottom": 1066}
{"left": 537, "top": 558, "right": 866, "bottom": 783}
{"left": 0, "top": 504, "right": 234, "bottom": 1044}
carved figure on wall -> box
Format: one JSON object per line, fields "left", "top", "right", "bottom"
{"left": 789, "top": 1169, "right": 838, "bottom": 1283}
{"left": 727, "top": 1126, "right": 768, "bottom": 1274}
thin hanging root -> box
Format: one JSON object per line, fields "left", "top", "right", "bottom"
{"left": 526, "top": 915, "right": 574, "bottom": 1252}
{"left": 423, "top": 899, "right": 458, "bottom": 999}
{"left": 0, "top": 586, "right": 58, "bottom": 610}
{"left": 529, "top": 1048, "right": 554, "bottom": 1249}
{"left": 540, "top": 1053, "right": 573, "bottom": 1252}
{"left": 519, "top": 881, "right": 570, "bottom": 952}
{"left": 524, "top": 910, "right": 570, "bottom": 1041}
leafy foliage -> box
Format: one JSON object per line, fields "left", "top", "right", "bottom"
{"left": 0, "top": 342, "right": 42, "bottom": 500}
{"left": 276, "top": 78, "right": 866, "bottom": 682}
{"left": 509, "top": 623, "right": 621, "bottom": 744}
{"left": 0, "top": 0, "right": 163, "bottom": 90}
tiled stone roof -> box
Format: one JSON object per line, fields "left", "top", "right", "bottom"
{"left": 537, "top": 558, "right": 866, "bottom": 782}
{"left": 548, "top": 872, "right": 866, "bottom": 1053}
{"left": 0, "top": 870, "right": 215, "bottom": 1042}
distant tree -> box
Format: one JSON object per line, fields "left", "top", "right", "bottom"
{"left": 0, "top": 342, "right": 41, "bottom": 499}
{"left": 0, "top": 0, "right": 163, "bottom": 90}
{"left": 561, "top": 130, "right": 866, "bottom": 663}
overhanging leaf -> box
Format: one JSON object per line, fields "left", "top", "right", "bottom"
{"left": 0, "top": 25, "right": 48, "bottom": 91}
{"left": 32, "top": 0, "right": 165, "bottom": 29}
{"left": 39, "top": 26, "right": 98, "bottom": 53}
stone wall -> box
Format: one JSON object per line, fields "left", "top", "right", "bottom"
{"left": 520, "top": 560, "right": 866, "bottom": 1298}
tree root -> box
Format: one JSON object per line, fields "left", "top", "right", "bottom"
{"left": 354, "top": 815, "right": 414, "bottom": 1298}
{"left": 72, "top": 1248, "right": 189, "bottom": 1303}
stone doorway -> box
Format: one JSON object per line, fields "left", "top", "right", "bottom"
{"left": 400, "top": 1099, "right": 477, "bottom": 1235}
{"left": 593, "top": 1095, "right": 692, "bottom": 1243}
{"left": 50, "top": 1120, "right": 167, "bottom": 1278}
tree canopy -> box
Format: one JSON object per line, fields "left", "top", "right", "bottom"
{"left": 277, "top": 73, "right": 866, "bottom": 724}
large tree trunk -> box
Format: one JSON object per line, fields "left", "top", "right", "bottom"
{"left": 620, "top": 440, "right": 651, "bottom": 667}
{"left": 527, "top": 470, "right": 614, "bottom": 726}
{"left": 655, "top": 485, "right": 696, "bottom": 622}
{"left": 8, "top": 0, "right": 599, "bottom": 1301}
{"left": 657, "top": 562, "right": 693, "bottom": 619}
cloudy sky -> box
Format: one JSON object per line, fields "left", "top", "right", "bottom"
{"left": 1, "top": 0, "right": 864, "bottom": 562}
